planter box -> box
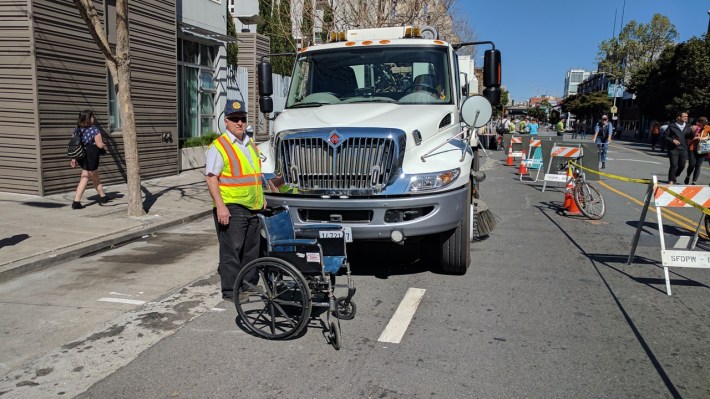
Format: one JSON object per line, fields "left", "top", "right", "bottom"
{"left": 180, "top": 146, "right": 207, "bottom": 172}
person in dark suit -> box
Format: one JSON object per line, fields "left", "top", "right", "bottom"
{"left": 664, "top": 111, "right": 694, "bottom": 184}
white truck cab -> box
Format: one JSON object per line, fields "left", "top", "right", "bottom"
{"left": 257, "top": 26, "right": 502, "bottom": 274}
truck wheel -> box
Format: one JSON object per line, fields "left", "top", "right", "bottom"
{"left": 440, "top": 185, "right": 471, "bottom": 274}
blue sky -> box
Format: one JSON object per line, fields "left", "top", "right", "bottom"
{"left": 459, "top": 0, "right": 709, "bottom": 102}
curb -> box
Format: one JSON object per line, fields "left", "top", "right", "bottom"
{"left": 0, "top": 210, "right": 213, "bottom": 283}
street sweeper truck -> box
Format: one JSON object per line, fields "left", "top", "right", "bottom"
{"left": 256, "top": 25, "right": 501, "bottom": 274}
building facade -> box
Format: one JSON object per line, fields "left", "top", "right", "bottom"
{"left": 563, "top": 68, "right": 591, "bottom": 98}
{"left": 0, "top": 0, "right": 177, "bottom": 195}
{"left": 0, "top": 0, "right": 237, "bottom": 195}
{"left": 177, "top": 0, "right": 231, "bottom": 141}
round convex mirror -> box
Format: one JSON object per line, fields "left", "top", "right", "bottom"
{"left": 460, "top": 95, "right": 493, "bottom": 128}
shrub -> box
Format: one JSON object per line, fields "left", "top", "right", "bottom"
{"left": 181, "top": 132, "right": 220, "bottom": 148}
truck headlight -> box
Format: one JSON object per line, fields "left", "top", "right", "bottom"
{"left": 407, "top": 168, "right": 460, "bottom": 192}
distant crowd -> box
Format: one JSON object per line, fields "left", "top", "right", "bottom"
{"left": 491, "top": 111, "right": 710, "bottom": 185}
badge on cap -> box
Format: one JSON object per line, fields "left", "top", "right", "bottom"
{"left": 233, "top": 101, "right": 241, "bottom": 110}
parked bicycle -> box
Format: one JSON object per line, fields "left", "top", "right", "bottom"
{"left": 560, "top": 157, "right": 606, "bottom": 220}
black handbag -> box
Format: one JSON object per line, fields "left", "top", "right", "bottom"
{"left": 67, "top": 129, "right": 85, "bottom": 160}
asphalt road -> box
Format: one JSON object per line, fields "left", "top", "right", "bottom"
{"left": 1, "top": 137, "right": 709, "bottom": 398}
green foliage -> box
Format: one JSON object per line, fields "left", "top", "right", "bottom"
{"left": 628, "top": 35, "right": 710, "bottom": 120}
{"left": 560, "top": 92, "right": 612, "bottom": 121}
{"left": 301, "top": 0, "right": 314, "bottom": 47}
{"left": 181, "top": 133, "right": 220, "bottom": 148}
{"left": 597, "top": 14, "right": 678, "bottom": 79}
{"left": 526, "top": 106, "right": 545, "bottom": 121}
{"left": 320, "top": 2, "right": 334, "bottom": 44}
{"left": 258, "top": 0, "right": 296, "bottom": 76}
{"left": 494, "top": 88, "right": 509, "bottom": 117}
{"left": 226, "top": 4, "right": 238, "bottom": 68}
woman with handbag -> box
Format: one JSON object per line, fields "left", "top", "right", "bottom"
{"left": 685, "top": 116, "right": 709, "bottom": 185}
{"left": 70, "top": 110, "right": 109, "bottom": 209}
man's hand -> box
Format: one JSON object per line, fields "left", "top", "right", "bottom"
{"left": 673, "top": 139, "right": 680, "bottom": 145}
{"left": 215, "top": 204, "right": 231, "bottom": 225}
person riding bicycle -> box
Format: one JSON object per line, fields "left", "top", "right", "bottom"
{"left": 592, "top": 115, "right": 613, "bottom": 169}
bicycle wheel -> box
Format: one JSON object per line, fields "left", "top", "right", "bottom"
{"left": 573, "top": 182, "right": 606, "bottom": 220}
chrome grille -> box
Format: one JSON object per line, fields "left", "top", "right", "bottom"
{"left": 276, "top": 130, "right": 403, "bottom": 193}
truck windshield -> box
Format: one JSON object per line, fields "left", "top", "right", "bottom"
{"left": 286, "top": 45, "right": 452, "bottom": 108}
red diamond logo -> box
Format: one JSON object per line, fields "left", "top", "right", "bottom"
{"left": 329, "top": 133, "right": 341, "bottom": 145}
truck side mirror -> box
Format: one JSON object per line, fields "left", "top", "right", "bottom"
{"left": 258, "top": 61, "right": 274, "bottom": 114}
{"left": 483, "top": 49, "right": 501, "bottom": 105}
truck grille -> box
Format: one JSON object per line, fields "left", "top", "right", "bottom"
{"left": 275, "top": 129, "right": 404, "bottom": 194}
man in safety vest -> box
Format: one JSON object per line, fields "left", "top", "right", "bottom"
{"left": 205, "top": 100, "right": 264, "bottom": 303}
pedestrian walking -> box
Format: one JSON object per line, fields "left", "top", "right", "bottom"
{"left": 70, "top": 110, "right": 110, "bottom": 209}
{"left": 660, "top": 121, "right": 669, "bottom": 151}
{"left": 664, "top": 111, "right": 693, "bottom": 184}
{"left": 649, "top": 121, "right": 661, "bottom": 151}
{"left": 684, "top": 116, "right": 709, "bottom": 185}
{"left": 556, "top": 118, "right": 565, "bottom": 137}
{"left": 205, "top": 100, "right": 265, "bottom": 303}
{"left": 614, "top": 123, "right": 623, "bottom": 140}
{"left": 592, "top": 115, "right": 613, "bottom": 169}
{"left": 580, "top": 120, "right": 587, "bottom": 140}
{"left": 528, "top": 118, "right": 539, "bottom": 135}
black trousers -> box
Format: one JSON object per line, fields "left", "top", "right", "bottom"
{"left": 667, "top": 148, "right": 688, "bottom": 184}
{"left": 686, "top": 150, "right": 705, "bottom": 183}
{"left": 213, "top": 205, "right": 261, "bottom": 298}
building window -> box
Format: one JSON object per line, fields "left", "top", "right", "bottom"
{"left": 178, "top": 38, "right": 218, "bottom": 140}
{"left": 108, "top": 74, "right": 121, "bottom": 130}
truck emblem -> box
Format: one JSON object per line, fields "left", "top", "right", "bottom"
{"left": 328, "top": 131, "right": 343, "bottom": 147}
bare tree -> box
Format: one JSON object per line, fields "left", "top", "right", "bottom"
{"left": 74, "top": 0, "right": 144, "bottom": 216}
{"left": 291, "top": 0, "right": 462, "bottom": 45}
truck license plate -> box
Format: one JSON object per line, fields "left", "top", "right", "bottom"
{"left": 318, "top": 227, "right": 353, "bottom": 242}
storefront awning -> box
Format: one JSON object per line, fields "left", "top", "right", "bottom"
{"left": 179, "top": 22, "right": 239, "bottom": 43}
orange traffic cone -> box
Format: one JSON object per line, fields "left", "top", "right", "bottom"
{"left": 563, "top": 168, "right": 582, "bottom": 215}
{"left": 519, "top": 149, "right": 528, "bottom": 175}
{"left": 506, "top": 142, "right": 514, "bottom": 166}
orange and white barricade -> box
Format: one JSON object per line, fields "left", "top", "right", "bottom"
{"left": 520, "top": 139, "right": 544, "bottom": 182}
{"left": 541, "top": 145, "right": 583, "bottom": 192}
{"left": 509, "top": 136, "right": 524, "bottom": 160}
{"left": 628, "top": 176, "right": 710, "bottom": 295}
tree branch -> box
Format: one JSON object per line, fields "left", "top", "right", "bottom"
{"left": 73, "top": 0, "right": 116, "bottom": 66}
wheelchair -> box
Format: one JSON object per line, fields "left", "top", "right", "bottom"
{"left": 233, "top": 207, "right": 356, "bottom": 350}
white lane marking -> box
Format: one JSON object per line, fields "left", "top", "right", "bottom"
{"left": 378, "top": 287, "right": 426, "bottom": 344}
{"left": 211, "top": 307, "right": 227, "bottom": 312}
{"left": 674, "top": 236, "right": 690, "bottom": 249}
{"left": 605, "top": 158, "right": 662, "bottom": 164}
{"left": 97, "top": 297, "right": 146, "bottom": 305}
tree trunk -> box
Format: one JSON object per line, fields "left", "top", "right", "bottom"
{"left": 114, "top": 0, "right": 144, "bottom": 216}
{"left": 116, "top": 60, "right": 144, "bottom": 216}
{"left": 74, "top": 0, "right": 144, "bottom": 217}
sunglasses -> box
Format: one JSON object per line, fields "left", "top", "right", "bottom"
{"left": 227, "top": 116, "right": 247, "bottom": 123}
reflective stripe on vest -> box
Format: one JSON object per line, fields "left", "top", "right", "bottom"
{"left": 213, "top": 134, "right": 264, "bottom": 210}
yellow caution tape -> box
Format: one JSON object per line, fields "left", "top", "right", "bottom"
{"left": 568, "top": 161, "right": 652, "bottom": 184}
{"left": 655, "top": 185, "right": 710, "bottom": 217}
{"left": 566, "top": 160, "right": 710, "bottom": 217}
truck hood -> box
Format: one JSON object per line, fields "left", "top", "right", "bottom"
{"left": 273, "top": 103, "right": 455, "bottom": 133}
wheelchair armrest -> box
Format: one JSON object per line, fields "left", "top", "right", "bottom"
{"left": 272, "top": 238, "right": 318, "bottom": 247}
{"left": 299, "top": 224, "right": 343, "bottom": 231}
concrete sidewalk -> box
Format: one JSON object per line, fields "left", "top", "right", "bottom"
{"left": 0, "top": 169, "right": 213, "bottom": 281}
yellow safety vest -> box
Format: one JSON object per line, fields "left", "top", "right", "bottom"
{"left": 212, "top": 134, "right": 264, "bottom": 210}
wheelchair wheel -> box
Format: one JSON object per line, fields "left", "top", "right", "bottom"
{"left": 329, "top": 319, "right": 341, "bottom": 350}
{"left": 333, "top": 297, "right": 357, "bottom": 320}
{"left": 235, "top": 257, "right": 312, "bottom": 340}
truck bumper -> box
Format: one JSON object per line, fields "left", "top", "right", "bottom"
{"left": 265, "top": 185, "right": 469, "bottom": 240}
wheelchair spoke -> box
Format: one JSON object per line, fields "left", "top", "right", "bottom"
{"left": 235, "top": 257, "right": 313, "bottom": 339}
